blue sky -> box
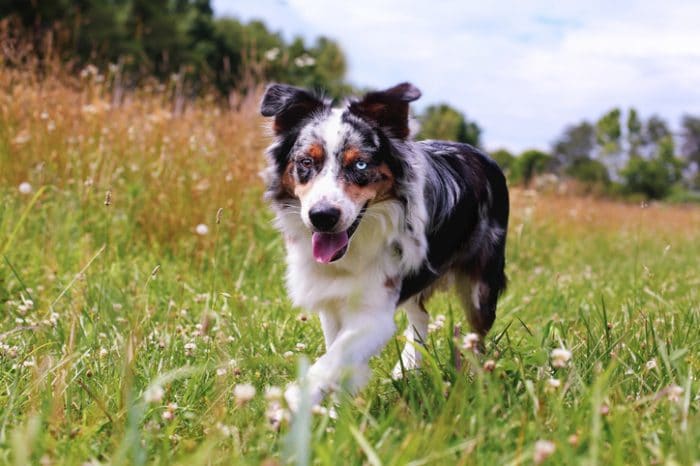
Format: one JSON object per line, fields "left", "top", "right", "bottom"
{"left": 212, "top": 0, "right": 700, "bottom": 152}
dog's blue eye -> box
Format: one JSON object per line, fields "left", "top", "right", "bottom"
{"left": 355, "top": 161, "right": 368, "bottom": 170}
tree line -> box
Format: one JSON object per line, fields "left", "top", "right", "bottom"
{"left": 416, "top": 104, "right": 700, "bottom": 201}
{"left": 3, "top": 0, "right": 699, "bottom": 201}
{"left": 488, "top": 110, "right": 700, "bottom": 200}
{"left": 1, "top": 0, "right": 350, "bottom": 97}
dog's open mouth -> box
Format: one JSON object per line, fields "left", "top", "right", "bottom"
{"left": 311, "top": 209, "right": 365, "bottom": 264}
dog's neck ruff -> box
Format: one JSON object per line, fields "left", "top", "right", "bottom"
{"left": 272, "top": 145, "right": 430, "bottom": 312}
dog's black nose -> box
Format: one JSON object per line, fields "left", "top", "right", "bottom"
{"left": 309, "top": 204, "right": 341, "bottom": 232}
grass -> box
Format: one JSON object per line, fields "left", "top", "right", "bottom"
{"left": 1, "top": 61, "right": 699, "bottom": 466}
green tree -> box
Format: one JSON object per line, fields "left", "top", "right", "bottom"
{"left": 513, "top": 149, "right": 553, "bottom": 186}
{"left": 126, "top": 0, "right": 190, "bottom": 76}
{"left": 1, "top": 0, "right": 351, "bottom": 99}
{"left": 645, "top": 115, "right": 671, "bottom": 146}
{"left": 490, "top": 149, "right": 515, "bottom": 176}
{"left": 418, "top": 104, "right": 481, "bottom": 146}
{"left": 307, "top": 37, "right": 349, "bottom": 98}
{"left": 566, "top": 158, "right": 610, "bottom": 187}
{"left": 621, "top": 136, "right": 683, "bottom": 199}
{"left": 596, "top": 108, "right": 622, "bottom": 157}
{"left": 680, "top": 115, "right": 700, "bottom": 165}
{"left": 186, "top": 0, "right": 218, "bottom": 71}
{"left": 627, "top": 108, "right": 643, "bottom": 158}
{"left": 552, "top": 121, "right": 596, "bottom": 169}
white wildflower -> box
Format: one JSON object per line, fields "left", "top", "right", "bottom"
{"left": 233, "top": 383, "right": 256, "bottom": 405}
{"left": 665, "top": 384, "right": 684, "bottom": 403}
{"left": 547, "top": 378, "right": 562, "bottom": 389}
{"left": 550, "top": 348, "right": 572, "bottom": 368}
{"left": 462, "top": 333, "right": 480, "bottom": 352}
{"left": 216, "top": 422, "right": 233, "bottom": 437}
{"left": 645, "top": 358, "right": 657, "bottom": 370}
{"left": 533, "top": 440, "right": 556, "bottom": 464}
{"left": 195, "top": 224, "right": 209, "bottom": 236}
{"left": 266, "top": 400, "right": 289, "bottom": 430}
{"left": 144, "top": 385, "right": 165, "bottom": 403}
{"left": 19, "top": 182, "right": 33, "bottom": 194}
{"left": 264, "top": 47, "right": 280, "bottom": 61}
{"left": 184, "top": 342, "right": 196, "bottom": 356}
{"left": 264, "top": 386, "right": 283, "bottom": 401}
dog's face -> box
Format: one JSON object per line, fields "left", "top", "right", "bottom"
{"left": 261, "top": 82, "right": 421, "bottom": 263}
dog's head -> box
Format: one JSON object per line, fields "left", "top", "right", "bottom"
{"left": 261, "top": 82, "right": 421, "bottom": 263}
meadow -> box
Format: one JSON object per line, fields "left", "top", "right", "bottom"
{"left": 1, "top": 62, "right": 699, "bottom": 466}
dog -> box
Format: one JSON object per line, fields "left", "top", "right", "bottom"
{"left": 260, "top": 82, "right": 508, "bottom": 410}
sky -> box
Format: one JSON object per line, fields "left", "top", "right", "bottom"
{"left": 212, "top": 0, "right": 700, "bottom": 153}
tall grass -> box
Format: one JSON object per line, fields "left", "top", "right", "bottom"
{"left": 0, "top": 30, "right": 267, "bottom": 247}
{"left": 1, "top": 54, "right": 699, "bottom": 465}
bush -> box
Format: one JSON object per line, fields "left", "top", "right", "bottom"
{"left": 565, "top": 158, "right": 610, "bottom": 193}
{"left": 417, "top": 104, "right": 481, "bottom": 146}
{"left": 490, "top": 149, "right": 515, "bottom": 177}
{"left": 620, "top": 156, "right": 679, "bottom": 199}
{"left": 512, "top": 149, "right": 553, "bottom": 186}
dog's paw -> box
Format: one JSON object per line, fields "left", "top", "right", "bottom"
{"left": 284, "top": 382, "right": 325, "bottom": 413}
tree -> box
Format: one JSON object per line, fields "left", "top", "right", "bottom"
{"left": 627, "top": 108, "right": 643, "bottom": 158}
{"left": 490, "top": 149, "right": 515, "bottom": 176}
{"left": 186, "top": 0, "right": 218, "bottom": 73}
{"left": 621, "top": 136, "right": 683, "bottom": 199}
{"left": 552, "top": 121, "right": 596, "bottom": 169}
{"left": 680, "top": 115, "right": 700, "bottom": 165}
{"left": 1, "top": 0, "right": 352, "bottom": 99}
{"left": 596, "top": 108, "right": 622, "bottom": 157}
{"left": 566, "top": 158, "right": 610, "bottom": 187}
{"left": 645, "top": 115, "right": 671, "bottom": 146}
{"left": 418, "top": 104, "right": 481, "bottom": 146}
{"left": 513, "top": 149, "right": 553, "bottom": 186}
{"left": 126, "top": 0, "right": 188, "bottom": 76}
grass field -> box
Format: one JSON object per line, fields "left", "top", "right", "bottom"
{"left": 1, "top": 65, "right": 699, "bottom": 466}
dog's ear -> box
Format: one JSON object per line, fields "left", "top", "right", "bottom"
{"left": 348, "top": 82, "right": 421, "bottom": 139}
{"left": 261, "top": 83, "right": 325, "bottom": 134}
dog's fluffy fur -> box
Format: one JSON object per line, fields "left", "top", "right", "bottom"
{"left": 260, "top": 82, "right": 509, "bottom": 409}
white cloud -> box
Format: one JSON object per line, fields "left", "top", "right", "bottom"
{"left": 213, "top": 0, "right": 700, "bottom": 152}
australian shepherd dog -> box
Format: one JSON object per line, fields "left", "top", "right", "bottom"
{"left": 260, "top": 82, "right": 509, "bottom": 409}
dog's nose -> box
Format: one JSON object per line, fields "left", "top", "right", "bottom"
{"left": 309, "top": 204, "right": 341, "bottom": 231}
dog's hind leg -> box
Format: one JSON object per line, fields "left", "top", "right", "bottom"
{"left": 456, "top": 250, "right": 507, "bottom": 338}
{"left": 391, "top": 296, "right": 429, "bottom": 379}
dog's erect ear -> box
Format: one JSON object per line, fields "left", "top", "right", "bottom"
{"left": 261, "top": 83, "right": 325, "bottom": 134}
{"left": 348, "top": 82, "right": 421, "bottom": 139}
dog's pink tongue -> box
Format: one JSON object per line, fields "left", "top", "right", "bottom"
{"left": 312, "top": 231, "right": 349, "bottom": 263}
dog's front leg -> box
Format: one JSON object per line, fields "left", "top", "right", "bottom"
{"left": 318, "top": 310, "right": 340, "bottom": 349}
{"left": 286, "top": 305, "right": 396, "bottom": 410}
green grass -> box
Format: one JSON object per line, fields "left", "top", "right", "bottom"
{"left": 1, "top": 180, "right": 699, "bottom": 466}
{"left": 0, "top": 63, "right": 698, "bottom": 466}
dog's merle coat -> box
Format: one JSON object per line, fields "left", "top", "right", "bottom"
{"left": 261, "top": 82, "right": 508, "bottom": 408}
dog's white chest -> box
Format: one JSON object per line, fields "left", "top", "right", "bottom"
{"left": 284, "top": 232, "right": 400, "bottom": 312}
